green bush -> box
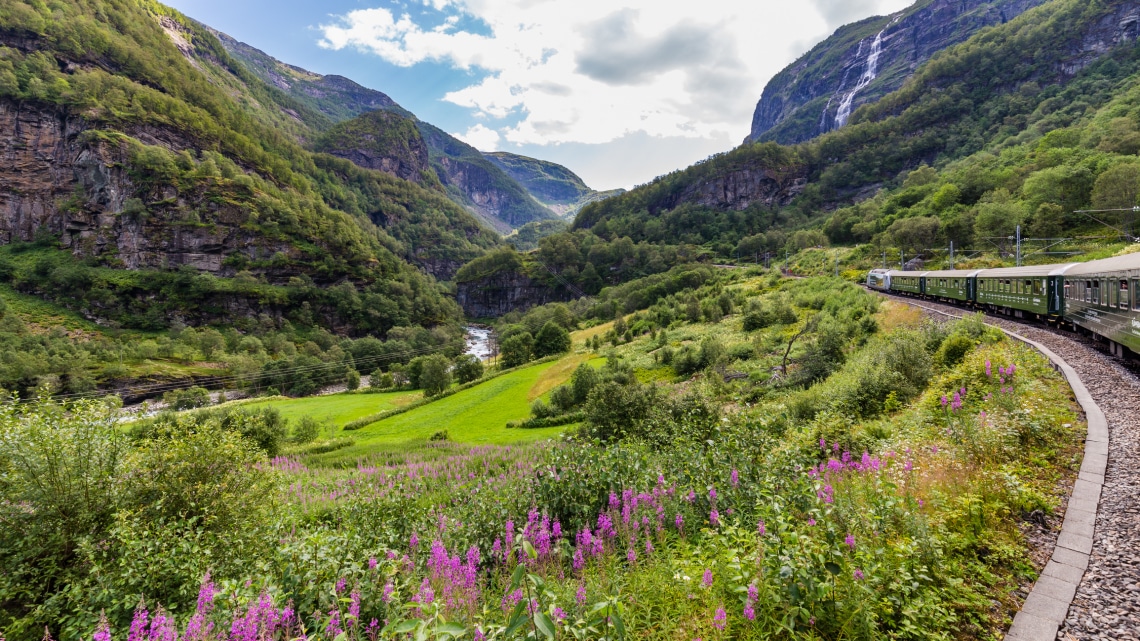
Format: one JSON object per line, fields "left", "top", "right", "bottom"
{"left": 419, "top": 354, "right": 452, "bottom": 397}
{"left": 291, "top": 415, "right": 321, "bottom": 444}
{"left": 345, "top": 368, "right": 361, "bottom": 391}
{"left": 533, "top": 321, "right": 571, "bottom": 357}
{"left": 935, "top": 333, "right": 975, "bottom": 368}
{"left": 162, "top": 385, "right": 210, "bottom": 410}
{"left": 453, "top": 354, "right": 484, "bottom": 383}
{"left": 500, "top": 332, "right": 534, "bottom": 368}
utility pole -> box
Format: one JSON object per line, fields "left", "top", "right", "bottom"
{"left": 1015, "top": 225, "right": 1022, "bottom": 266}
{"left": 901, "top": 250, "right": 905, "bottom": 270}
{"left": 882, "top": 252, "right": 886, "bottom": 269}
{"left": 949, "top": 241, "right": 954, "bottom": 269}
{"left": 784, "top": 249, "right": 788, "bottom": 273}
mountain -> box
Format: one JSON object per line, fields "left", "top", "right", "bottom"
{"left": 483, "top": 152, "right": 625, "bottom": 218}
{"left": 747, "top": 0, "right": 1049, "bottom": 145}
{"left": 212, "top": 32, "right": 557, "bottom": 232}
{"left": 0, "top": 0, "right": 501, "bottom": 333}
{"left": 313, "top": 109, "right": 435, "bottom": 186}
{"left": 571, "top": 0, "right": 1140, "bottom": 259}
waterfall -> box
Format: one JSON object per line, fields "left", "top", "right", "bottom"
{"left": 833, "top": 17, "right": 900, "bottom": 130}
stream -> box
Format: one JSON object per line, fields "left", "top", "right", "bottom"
{"left": 464, "top": 326, "right": 493, "bottom": 360}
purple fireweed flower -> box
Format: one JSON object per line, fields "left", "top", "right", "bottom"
{"left": 819, "top": 438, "right": 827, "bottom": 450}
{"left": 709, "top": 487, "right": 717, "bottom": 501}
{"left": 348, "top": 591, "right": 361, "bottom": 627}
{"left": 675, "top": 513, "right": 684, "bottom": 531}
{"left": 335, "top": 577, "right": 347, "bottom": 594}
{"left": 326, "top": 610, "right": 343, "bottom": 636}
{"left": 502, "top": 589, "right": 524, "bottom": 611}
{"left": 702, "top": 569, "right": 713, "bottom": 588}
{"left": 576, "top": 582, "right": 587, "bottom": 606}
{"left": 743, "top": 603, "right": 755, "bottom": 620}
{"left": 931, "top": 445, "right": 939, "bottom": 454}
{"left": 985, "top": 360, "right": 992, "bottom": 377}
{"left": 573, "top": 548, "right": 585, "bottom": 572}
{"left": 149, "top": 609, "right": 176, "bottom": 641}
{"left": 409, "top": 533, "right": 419, "bottom": 549}
{"left": 845, "top": 533, "right": 856, "bottom": 550}
{"left": 492, "top": 537, "right": 502, "bottom": 562}
{"left": 748, "top": 584, "right": 759, "bottom": 602}
{"left": 94, "top": 615, "right": 111, "bottom": 641}
{"left": 387, "top": 550, "right": 397, "bottom": 560}
{"left": 807, "top": 518, "right": 816, "bottom": 526}
{"left": 709, "top": 509, "right": 720, "bottom": 526}
{"left": 368, "top": 557, "right": 378, "bottom": 570}
{"left": 127, "top": 605, "right": 148, "bottom": 641}
{"left": 686, "top": 490, "right": 696, "bottom": 502}
{"left": 553, "top": 606, "right": 566, "bottom": 623}
{"left": 552, "top": 521, "right": 562, "bottom": 539}
{"left": 757, "top": 519, "right": 766, "bottom": 536}
{"left": 645, "top": 538, "right": 654, "bottom": 555}
{"left": 609, "top": 492, "right": 620, "bottom": 510}
{"left": 940, "top": 395, "right": 948, "bottom": 407}
{"left": 627, "top": 547, "right": 637, "bottom": 564}
{"left": 474, "top": 628, "right": 486, "bottom": 641}
{"left": 382, "top": 582, "right": 394, "bottom": 603}
{"left": 713, "top": 607, "right": 727, "bottom": 630}
{"left": 854, "top": 568, "right": 865, "bottom": 581}
{"left": 730, "top": 469, "right": 739, "bottom": 488}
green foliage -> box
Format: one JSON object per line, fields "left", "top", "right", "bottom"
{"left": 453, "top": 353, "right": 484, "bottom": 383}
{"left": 533, "top": 321, "right": 571, "bottom": 358}
{"left": 419, "top": 354, "right": 452, "bottom": 397}
{"left": 501, "top": 332, "right": 535, "bottom": 368}
{"left": 162, "top": 385, "right": 210, "bottom": 410}
{"left": 292, "top": 414, "right": 322, "bottom": 444}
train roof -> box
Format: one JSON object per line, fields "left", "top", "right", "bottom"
{"left": 974, "top": 264, "right": 1075, "bottom": 278}
{"left": 882, "top": 270, "right": 928, "bottom": 277}
{"left": 1062, "top": 251, "right": 1140, "bottom": 276}
{"left": 921, "top": 269, "right": 983, "bottom": 278}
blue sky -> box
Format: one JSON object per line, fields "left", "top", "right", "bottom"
{"left": 166, "top": 0, "right": 913, "bottom": 190}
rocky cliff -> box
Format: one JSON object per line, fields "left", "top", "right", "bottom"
{"left": 455, "top": 270, "right": 570, "bottom": 318}
{"left": 0, "top": 100, "right": 291, "bottom": 274}
{"left": 748, "top": 0, "right": 1048, "bottom": 144}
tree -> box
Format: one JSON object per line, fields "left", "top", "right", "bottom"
{"left": 887, "top": 216, "right": 940, "bottom": 255}
{"left": 345, "top": 368, "right": 361, "bottom": 391}
{"left": 196, "top": 328, "right": 225, "bottom": 360}
{"left": 419, "top": 354, "right": 452, "bottom": 397}
{"left": 453, "top": 354, "right": 484, "bottom": 383}
{"left": 500, "top": 332, "right": 534, "bottom": 368}
{"left": 533, "top": 321, "right": 571, "bottom": 357}
{"left": 1091, "top": 163, "right": 1140, "bottom": 210}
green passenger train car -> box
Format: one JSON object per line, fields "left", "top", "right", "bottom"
{"left": 975, "top": 265, "right": 1057, "bottom": 317}
{"left": 890, "top": 273, "right": 924, "bottom": 294}
{"left": 922, "top": 270, "right": 978, "bottom": 302}
{"left": 1059, "top": 253, "right": 1140, "bottom": 355}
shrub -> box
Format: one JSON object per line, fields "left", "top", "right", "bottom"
{"left": 371, "top": 370, "right": 394, "bottom": 389}
{"left": 533, "top": 321, "right": 571, "bottom": 357}
{"left": 500, "top": 332, "right": 534, "bottom": 368}
{"left": 549, "top": 384, "right": 576, "bottom": 412}
{"left": 581, "top": 381, "right": 658, "bottom": 442}
{"left": 935, "top": 332, "right": 974, "bottom": 368}
{"left": 162, "top": 385, "right": 210, "bottom": 410}
{"left": 419, "top": 354, "right": 452, "bottom": 397}
{"left": 291, "top": 415, "right": 321, "bottom": 444}
{"left": 345, "top": 368, "right": 361, "bottom": 391}
{"left": 570, "top": 363, "right": 601, "bottom": 404}
{"left": 453, "top": 354, "right": 484, "bottom": 383}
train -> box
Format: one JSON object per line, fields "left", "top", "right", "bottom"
{"left": 866, "top": 251, "right": 1140, "bottom": 359}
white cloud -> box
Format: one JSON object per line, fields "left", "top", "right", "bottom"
{"left": 319, "top": 0, "right": 914, "bottom": 152}
{"left": 454, "top": 123, "right": 501, "bottom": 150}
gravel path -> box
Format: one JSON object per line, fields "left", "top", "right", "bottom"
{"left": 881, "top": 294, "right": 1140, "bottom": 640}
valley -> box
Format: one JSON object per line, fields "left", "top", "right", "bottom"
{"left": 2, "top": 0, "right": 1140, "bottom": 638}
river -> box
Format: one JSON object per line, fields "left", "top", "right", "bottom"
{"left": 464, "top": 326, "right": 493, "bottom": 360}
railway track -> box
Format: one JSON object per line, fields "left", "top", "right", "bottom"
{"left": 877, "top": 292, "right": 1140, "bottom": 640}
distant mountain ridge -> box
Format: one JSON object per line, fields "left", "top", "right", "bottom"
{"left": 483, "top": 152, "right": 625, "bottom": 218}
{"left": 747, "top": 0, "right": 1049, "bottom": 145}
{"left": 213, "top": 31, "right": 557, "bottom": 232}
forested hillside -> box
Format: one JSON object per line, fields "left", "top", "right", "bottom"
{"left": 564, "top": 0, "right": 1140, "bottom": 267}
{"left": 0, "top": 0, "right": 503, "bottom": 334}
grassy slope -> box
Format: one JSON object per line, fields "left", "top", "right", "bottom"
{"left": 243, "top": 389, "right": 423, "bottom": 427}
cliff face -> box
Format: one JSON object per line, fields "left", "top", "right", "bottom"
{"left": 668, "top": 166, "right": 809, "bottom": 212}
{"left": 455, "top": 270, "right": 570, "bottom": 318}
{"left": 0, "top": 100, "right": 289, "bottom": 273}
{"left": 748, "top": 0, "right": 1048, "bottom": 144}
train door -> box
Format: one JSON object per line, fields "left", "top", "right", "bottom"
{"left": 1120, "top": 280, "right": 1129, "bottom": 310}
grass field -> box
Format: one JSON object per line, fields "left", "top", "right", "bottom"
{"left": 244, "top": 389, "right": 422, "bottom": 427}
{"left": 304, "top": 358, "right": 579, "bottom": 465}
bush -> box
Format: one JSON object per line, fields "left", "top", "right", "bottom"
{"left": 291, "top": 415, "right": 321, "bottom": 444}
{"left": 162, "top": 385, "right": 210, "bottom": 410}
{"left": 371, "top": 370, "right": 394, "bottom": 389}
{"left": 935, "top": 332, "right": 974, "bottom": 368}
{"left": 549, "top": 384, "right": 576, "bottom": 412}
{"left": 570, "top": 363, "right": 600, "bottom": 404}
{"left": 345, "top": 368, "right": 361, "bottom": 391}
{"left": 533, "top": 320, "right": 571, "bottom": 357}
{"left": 419, "top": 354, "right": 452, "bottom": 397}
{"left": 500, "top": 332, "right": 534, "bottom": 368}
{"left": 453, "top": 354, "right": 484, "bottom": 383}
{"left": 581, "top": 381, "right": 659, "bottom": 442}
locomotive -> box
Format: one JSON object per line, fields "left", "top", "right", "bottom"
{"left": 866, "top": 251, "right": 1140, "bottom": 359}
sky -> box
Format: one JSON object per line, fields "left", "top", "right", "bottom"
{"left": 165, "top": 0, "right": 914, "bottom": 190}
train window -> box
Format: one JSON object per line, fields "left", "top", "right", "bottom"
{"left": 1120, "top": 280, "right": 1128, "bottom": 310}
{"left": 1087, "top": 280, "right": 1094, "bottom": 303}
{"left": 1033, "top": 279, "right": 1043, "bottom": 296}
{"left": 1134, "top": 280, "right": 1140, "bottom": 311}
{"left": 1064, "top": 282, "right": 1071, "bottom": 299}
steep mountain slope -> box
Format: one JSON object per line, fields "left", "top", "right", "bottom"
{"left": 574, "top": 0, "right": 1140, "bottom": 251}
{"left": 748, "top": 0, "right": 1048, "bottom": 145}
{"left": 214, "top": 33, "right": 557, "bottom": 231}
{"left": 483, "top": 151, "right": 625, "bottom": 218}
{"left": 313, "top": 109, "right": 435, "bottom": 185}
{"left": 0, "top": 0, "right": 498, "bottom": 333}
